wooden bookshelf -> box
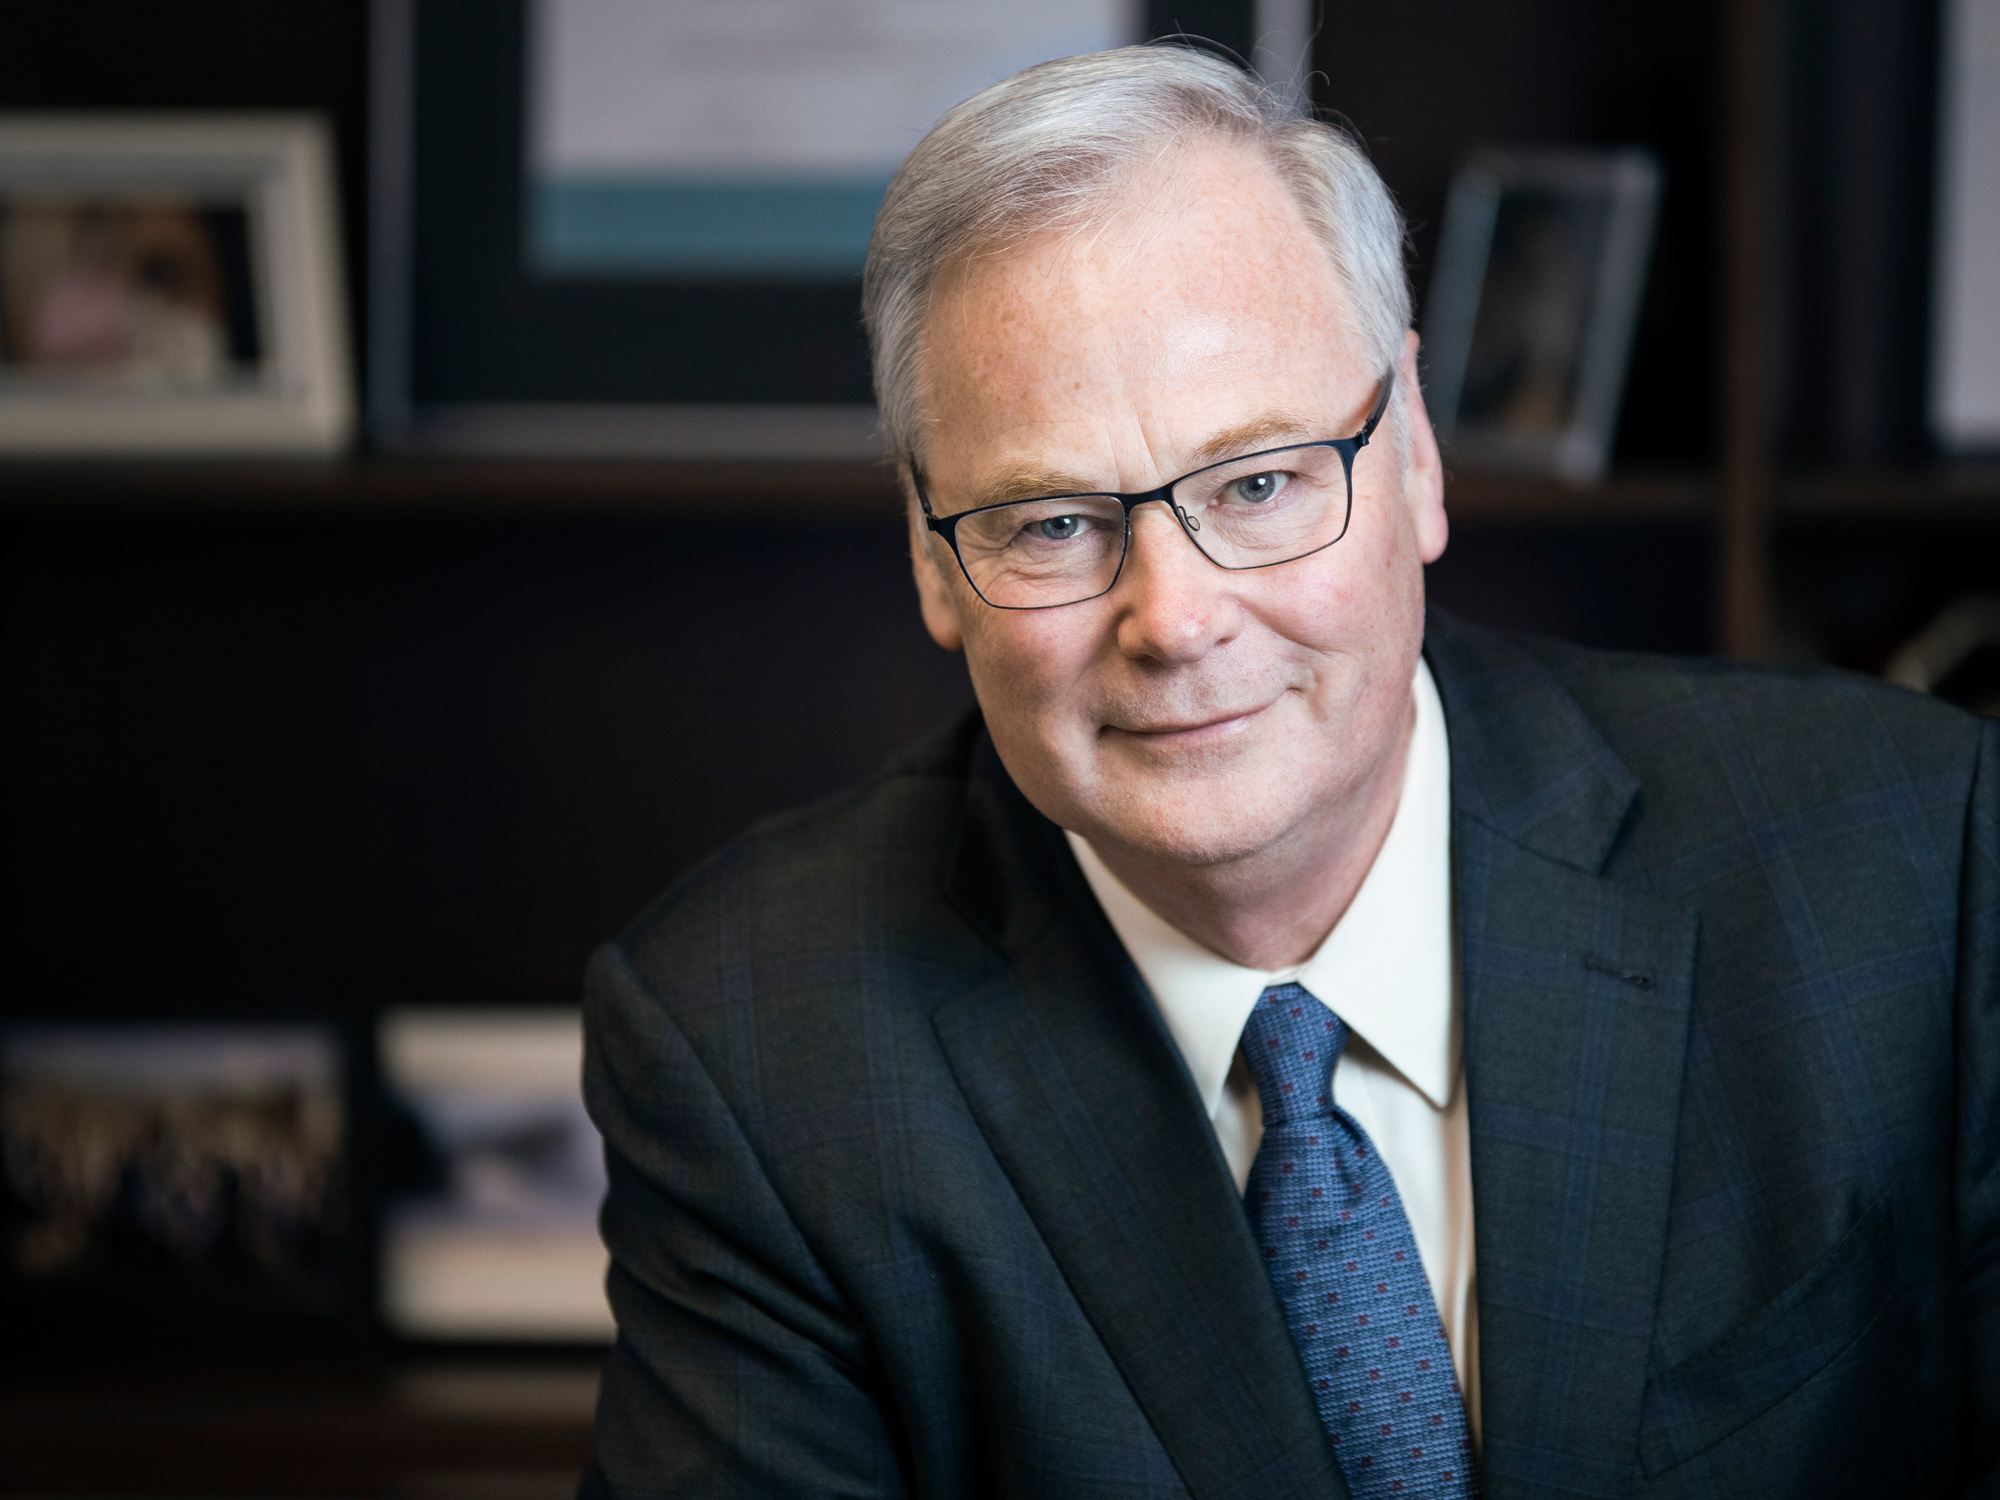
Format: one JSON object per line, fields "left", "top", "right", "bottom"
{"left": 0, "top": 1359, "right": 601, "bottom": 1498}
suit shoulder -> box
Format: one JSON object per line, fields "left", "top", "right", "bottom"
{"left": 609, "top": 710, "right": 987, "bottom": 1002}
{"left": 1503, "top": 636, "right": 1987, "bottom": 876}
{"left": 1518, "top": 633, "right": 1981, "bottom": 761}
{"left": 1428, "top": 610, "right": 1984, "bottom": 866}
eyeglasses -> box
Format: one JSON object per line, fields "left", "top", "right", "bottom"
{"left": 913, "top": 364, "right": 1396, "bottom": 611}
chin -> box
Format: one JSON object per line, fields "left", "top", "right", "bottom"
{"left": 1078, "top": 778, "right": 1308, "bottom": 870}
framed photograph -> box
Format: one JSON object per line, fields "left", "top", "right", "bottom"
{"left": 1422, "top": 147, "right": 1661, "bottom": 484}
{"left": 0, "top": 114, "right": 353, "bottom": 456}
{"left": 378, "top": 1006, "right": 612, "bottom": 1343}
{"left": 0, "top": 1021, "right": 354, "bottom": 1331}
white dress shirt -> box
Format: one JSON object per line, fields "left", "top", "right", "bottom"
{"left": 1065, "top": 659, "right": 1480, "bottom": 1441}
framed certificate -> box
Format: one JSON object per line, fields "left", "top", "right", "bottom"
{"left": 369, "top": 0, "right": 1170, "bottom": 458}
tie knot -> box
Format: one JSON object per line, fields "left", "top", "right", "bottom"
{"left": 1240, "top": 982, "right": 1348, "bottom": 1125}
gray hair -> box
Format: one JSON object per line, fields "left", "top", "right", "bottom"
{"left": 862, "top": 44, "right": 1412, "bottom": 467}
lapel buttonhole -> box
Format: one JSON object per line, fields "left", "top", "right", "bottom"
{"left": 1582, "top": 953, "right": 1656, "bottom": 989}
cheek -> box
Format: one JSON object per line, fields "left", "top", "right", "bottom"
{"left": 961, "top": 613, "right": 1095, "bottom": 727}
{"left": 1341, "top": 468, "right": 1429, "bottom": 618}
{"left": 1274, "top": 507, "right": 1412, "bottom": 643}
{"left": 1244, "top": 478, "right": 1426, "bottom": 702}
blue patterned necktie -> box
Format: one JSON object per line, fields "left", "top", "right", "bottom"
{"left": 1241, "top": 982, "right": 1477, "bottom": 1498}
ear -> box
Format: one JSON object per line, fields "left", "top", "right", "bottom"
{"left": 1395, "top": 328, "right": 1449, "bottom": 565}
{"left": 905, "top": 475, "right": 966, "bottom": 652}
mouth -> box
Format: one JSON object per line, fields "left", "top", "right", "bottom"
{"left": 1106, "top": 699, "right": 1275, "bottom": 746}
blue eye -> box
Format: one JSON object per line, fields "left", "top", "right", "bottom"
{"left": 1229, "top": 472, "right": 1283, "bottom": 504}
{"left": 1035, "top": 515, "right": 1085, "bottom": 540}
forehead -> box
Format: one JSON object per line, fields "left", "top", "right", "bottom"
{"left": 918, "top": 140, "right": 1362, "bottom": 484}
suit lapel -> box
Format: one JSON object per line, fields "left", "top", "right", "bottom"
{"left": 1426, "top": 612, "right": 1696, "bottom": 1499}
{"left": 932, "top": 738, "right": 1347, "bottom": 1500}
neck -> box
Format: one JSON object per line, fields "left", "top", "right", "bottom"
{"left": 1086, "top": 693, "right": 1417, "bottom": 971}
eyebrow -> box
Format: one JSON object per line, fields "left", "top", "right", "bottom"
{"left": 1183, "top": 412, "right": 1320, "bottom": 469}
{"left": 958, "top": 410, "right": 1325, "bottom": 511}
{"left": 971, "top": 466, "right": 1105, "bottom": 510}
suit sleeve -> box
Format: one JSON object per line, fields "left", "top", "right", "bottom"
{"left": 1960, "top": 719, "right": 2000, "bottom": 1497}
{"left": 577, "top": 942, "right": 910, "bottom": 1500}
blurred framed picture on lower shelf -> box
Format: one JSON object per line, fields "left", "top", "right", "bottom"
{"left": 0, "top": 1018, "right": 362, "bottom": 1344}
{"left": 378, "top": 1006, "right": 613, "bottom": 1344}
{"left": 0, "top": 114, "right": 353, "bottom": 456}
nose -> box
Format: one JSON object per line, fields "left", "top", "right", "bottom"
{"left": 1111, "top": 499, "right": 1241, "bottom": 664}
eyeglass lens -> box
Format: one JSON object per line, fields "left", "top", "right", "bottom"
{"left": 948, "top": 442, "right": 1354, "bottom": 609}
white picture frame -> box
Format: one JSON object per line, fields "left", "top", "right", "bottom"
{"left": 1422, "top": 147, "right": 1661, "bottom": 486}
{"left": 377, "top": 1006, "right": 613, "bottom": 1344}
{"left": 1931, "top": 0, "right": 2000, "bottom": 453}
{"left": 0, "top": 114, "right": 353, "bottom": 456}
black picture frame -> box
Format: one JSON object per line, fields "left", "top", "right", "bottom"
{"left": 1421, "top": 146, "right": 1662, "bottom": 485}
{"left": 367, "top": 0, "right": 1262, "bottom": 457}
{"left": 0, "top": 1004, "right": 377, "bottom": 1363}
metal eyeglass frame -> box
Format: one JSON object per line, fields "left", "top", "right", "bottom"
{"left": 911, "top": 363, "right": 1397, "bottom": 610}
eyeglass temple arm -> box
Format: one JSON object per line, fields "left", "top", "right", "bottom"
{"left": 907, "top": 462, "right": 952, "bottom": 533}
{"left": 1357, "top": 362, "right": 1398, "bottom": 446}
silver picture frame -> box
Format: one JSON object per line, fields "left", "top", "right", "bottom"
{"left": 1423, "top": 146, "right": 1661, "bottom": 485}
{"left": 0, "top": 114, "right": 353, "bottom": 456}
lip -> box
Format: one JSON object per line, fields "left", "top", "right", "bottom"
{"left": 1108, "top": 699, "right": 1273, "bottom": 745}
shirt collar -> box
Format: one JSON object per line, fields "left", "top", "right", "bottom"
{"left": 1067, "top": 658, "right": 1457, "bottom": 1113}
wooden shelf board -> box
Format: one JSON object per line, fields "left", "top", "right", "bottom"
{"left": 0, "top": 456, "right": 905, "bottom": 519}
{"left": 0, "top": 1359, "right": 600, "bottom": 1495}
{"left": 2, "top": 457, "right": 1719, "bottom": 523}
{"left": 1443, "top": 470, "right": 1713, "bottom": 523}
{"left": 1776, "top": 465, "right": 2000, "bottom": 522}
{"left": 3, "top": 459, "right": 1994, "bottom": 528}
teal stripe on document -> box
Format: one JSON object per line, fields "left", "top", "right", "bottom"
{"left": 532, "top": 176, "right": 891, "bottom": 278}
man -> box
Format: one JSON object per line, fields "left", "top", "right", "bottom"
{"left": 580, "top": 45, "right": 1998, "bottom": 1500}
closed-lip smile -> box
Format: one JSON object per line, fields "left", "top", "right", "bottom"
{"left": 1109, "top": 700, "right": 1274, "bottom": 743}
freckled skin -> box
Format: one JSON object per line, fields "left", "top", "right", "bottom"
{"left": 907, "top": 140, "right": 1449, "bottom": 969}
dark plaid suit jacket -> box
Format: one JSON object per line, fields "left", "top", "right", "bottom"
{"left": 579, "top": 608, "right": 2000, "bottom": 1499}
